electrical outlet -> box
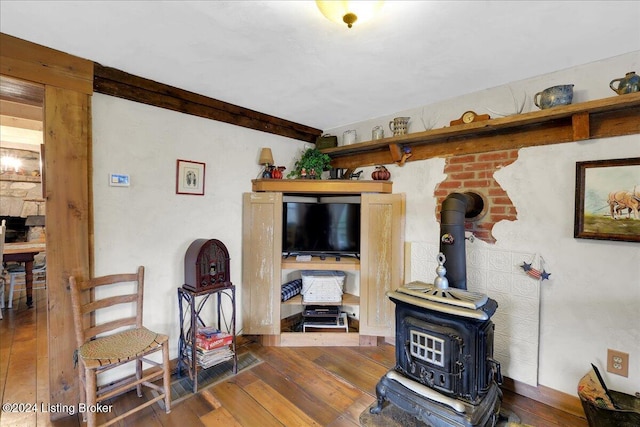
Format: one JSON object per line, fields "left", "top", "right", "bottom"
{"left": 607, "top": 349, "right": 629, "bottom": 377}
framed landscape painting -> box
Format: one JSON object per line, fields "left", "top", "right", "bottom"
{"left": 176, "top": 159, "right": 206, "bottom": 195}
{"left": 574, "top": 157, "right": 640, "bottom": 242}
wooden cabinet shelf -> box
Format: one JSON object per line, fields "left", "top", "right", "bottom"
{"left": 281, "top": 255, "right": 360, "bottom": 271}
{"left": 252, "top": 178, "right": 392, "bottom": 194}
{"left": 321, "top": 93, "right": 640, "bottom": 169}
{"left": 282, "top": 293, "right": 360, "bottom": 306}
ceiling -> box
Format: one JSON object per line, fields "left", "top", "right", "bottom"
{"left": 1, "top": 1, "right": 639, "bottom": 134}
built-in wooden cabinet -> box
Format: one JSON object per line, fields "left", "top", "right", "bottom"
{"left": 242, "top": 180, "right": 405, "bottom": 346}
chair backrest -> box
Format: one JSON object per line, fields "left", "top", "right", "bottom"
{"left": 69, "top": 266, "right": 145, "bottom": 348}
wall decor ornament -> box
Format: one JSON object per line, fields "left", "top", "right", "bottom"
{"left": 176, "top": 159, "right": 206, "bottom": 195}
{"left": 574, "top": 157, "right": 640, "bottom": 242}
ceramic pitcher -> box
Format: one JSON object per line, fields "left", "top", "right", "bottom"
{"left": 389, "top": 117, "right": 410, "bottom": 136}
{"left": 533, "top": 85, "right": 574, "bottom": 109}
{"left": 609, "top": 71, "right": 640, "bottom": 95}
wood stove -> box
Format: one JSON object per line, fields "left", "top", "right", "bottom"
{"left": 371, "top": 192, "right": 502, "bottom": 427}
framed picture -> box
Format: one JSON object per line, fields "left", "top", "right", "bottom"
{"left": 176, "top": 159, "right": 206, "bottom": 195}
{"left": 574, "top": 157, "right": 640, "bottom": 242}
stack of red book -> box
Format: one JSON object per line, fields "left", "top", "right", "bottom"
{"left": 189, "top": 327, "right": 234, "bottom": 368}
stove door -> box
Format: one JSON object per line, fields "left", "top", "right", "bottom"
{"left": 399, "top": 316, "right": 463, "bottom": 396}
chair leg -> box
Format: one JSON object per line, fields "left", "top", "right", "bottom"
{"left": 162, "top": 340, "right": 171, "bottom": 413}
{"left": 136, "top": 359, "right": 143, "bottom": 397}
{"left": 78, "top": 366, "right": 88, "bottom": 423}
{"left": 85, "top": 367, "right": 97, "bottom": 427}
{"left": 0, "top": 277, "right": 5, "bottom": 309}
{"left": 8, "top": 274, "right": 16, "bottom": 309}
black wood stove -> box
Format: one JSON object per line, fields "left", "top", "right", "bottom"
{"left": 371, "top": 192, "right": 502, "bottom": 427}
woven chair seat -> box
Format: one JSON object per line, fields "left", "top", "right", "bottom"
{"left": 79, "top": 327, "right": 168, "bottom": 369}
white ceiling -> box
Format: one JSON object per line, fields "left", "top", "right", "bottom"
{"left": 1, "top": 1, "right": 639, "bottom": 131}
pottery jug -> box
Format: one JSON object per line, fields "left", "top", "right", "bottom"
{"left": 343, "top": 129, "right": 357, "bottom": 145}
{"left": 609, "top": 71, "right": 640, "bottom": 95}
{"left": 534, "top": 84, "right": 574, "bottom": 110}
{"left": 389, "top": 117, "right": 410, "bottom": 136}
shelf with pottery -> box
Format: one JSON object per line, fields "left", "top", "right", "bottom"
{"left": 320, "top": 92, "right": 640, "bottom": 170}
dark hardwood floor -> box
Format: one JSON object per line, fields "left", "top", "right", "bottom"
{"left": 1, "top": 288, "right": 589, "bottom": 427}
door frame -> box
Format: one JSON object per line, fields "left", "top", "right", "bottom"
{"left": 1, "top": 33, "right": 93, "bottom": 417}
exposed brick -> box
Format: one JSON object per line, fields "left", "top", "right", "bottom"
{"left": 492, "top": 196, "right": 514, "bottom": 205}
{"left": 464, "top": 179, "right": 491, "bottom": 187}
{"left": 439, "top": 181, "right": 463, "bottom": 189}
{"left": 490, "top": 206, "right": 506, "bottom": 214}
{"left": 445, "top": 163, "right": 464, "bottom": 173}
{"left": 477, "top": 170, "right": 493, "bottom": 179}
{"left": 478, "top": 151, "right": 511, "bottom": 161}
{"left": 449, "top": 154, "right": 476, "bottom": 164}
{"left": 488, "top": 187, "right": 507, "bottom": 196}
{"left": 449, "top": 171, "right": 476, "bottom": 180}
{"left": 464, "top": 162, "right": 494, "bottom": 171}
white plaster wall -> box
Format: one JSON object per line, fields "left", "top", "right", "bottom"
{"left": 91, "top": 51, "right": 640, "bottom": 397}
{"left": 325, "top": 51, "right": 640, "bottom": 396}
{"left": 92, "top": 93, "right": 309, "bottom": 360}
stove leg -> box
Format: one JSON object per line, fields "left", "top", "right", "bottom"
{"left": 370, "top": 378, "right": 388, "bottom": 414}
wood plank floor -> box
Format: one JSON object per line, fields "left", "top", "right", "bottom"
{"left": 1, "top": 288, "right": 589, "bottom": 427}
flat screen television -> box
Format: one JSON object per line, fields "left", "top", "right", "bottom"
{"left": 282, "top": 198, "right": 360, "bottom": 258}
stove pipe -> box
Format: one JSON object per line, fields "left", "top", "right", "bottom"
{"left": 439, "top": 192, "right": 484, "bottom": 290}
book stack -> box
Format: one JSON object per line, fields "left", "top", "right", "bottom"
{"left": 188, "top": 326, "right": 233, "bottom": 369}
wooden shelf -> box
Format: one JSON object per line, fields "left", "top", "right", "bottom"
{"left": 251, "top": 178, "right": 392, "bottom": 194}
{"left": 321, "top": 93, "right": 640, "bottom": 169}
{"left": 281, "top": 255, "right": 360, "bottom": 271}
{"left": 282, "top": 293, "right": 360, "bottom": 306}
{"left": 0, "top": 173, "right": 41, "bottom": 183}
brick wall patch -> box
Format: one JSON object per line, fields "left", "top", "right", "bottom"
{"left": 435, "top": 149, "right": 519, "bottom": 243}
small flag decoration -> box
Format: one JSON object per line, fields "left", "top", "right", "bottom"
{"left": 520, "top": 255, "right": 551, "bottom": 281}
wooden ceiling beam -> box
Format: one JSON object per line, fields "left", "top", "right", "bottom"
{"left": 93, "top": 63, "right": 322, "bottom": 144}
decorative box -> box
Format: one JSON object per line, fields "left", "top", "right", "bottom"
{"left": 315, "top": 134, "right": 337, "bottom": 150}
{"left": 301, "top": 270, "right": 345, "bottom": 303}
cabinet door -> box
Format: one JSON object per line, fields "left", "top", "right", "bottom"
{"left": 242, "top": 192, "right": 282, "bottom": 335}
{"left": 359, "top": 193, "right": 405, "bottom": 337}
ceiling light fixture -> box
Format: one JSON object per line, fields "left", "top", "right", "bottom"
{"left": 316, "top": 1, "right": 384, "bottom": 29}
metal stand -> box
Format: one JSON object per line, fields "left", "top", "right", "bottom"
{"left": 177, "top": 284, "right": 237, "bottom": 393}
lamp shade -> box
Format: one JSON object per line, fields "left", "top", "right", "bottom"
{"left": 259, "top": 148, "right": 274, "bottom": 165}
{"left": 316, "top": 1, "right": 384, "bottom": 28}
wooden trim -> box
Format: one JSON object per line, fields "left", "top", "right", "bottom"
{"left": 323, "top": 93, "right": 640, "bottom": 169}
{"left": 251, "top": 178, "right": 393, "bottom": 194}
{"left": 0, "top": 33, "right": 93, "bottom": 94}
{"left": 501, "top": 376, "right": 587, "bottom": 420}
{"left": 93, "top": 63, "right": 322, "bottom": 143}
{"left": 44, "top": 85, "right": 92, "bottom": 417}
{"left": 2, "top": 32, "right": 93, "bottom": 416}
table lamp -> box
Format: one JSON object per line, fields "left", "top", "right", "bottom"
{"left": 258, "top": 148, "right": 274, "bottom": 178}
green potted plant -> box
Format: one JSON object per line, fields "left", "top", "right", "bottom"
{"left": 287, "top": 148, "right": 332, "bottom": 179}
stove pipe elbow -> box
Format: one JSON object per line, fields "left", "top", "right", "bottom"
{"left": 439, "top": 192, "right": 484, "bottom": 290}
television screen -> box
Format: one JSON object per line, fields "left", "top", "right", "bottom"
{"left": 283, "top": 201, "right": 360, "bottom": 257}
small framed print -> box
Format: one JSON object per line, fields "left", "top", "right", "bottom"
{"left": 574, "top": 157, "right": 640, "bottom": 242}
{"left": 176, "top": 159, "right": 206, "bottom": 195}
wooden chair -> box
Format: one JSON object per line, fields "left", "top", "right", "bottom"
{"left": 4, "top": 257, "right": 46, "bottom": 308}
{"left": 69, "top": 266, "right": 171, "bottom": 427}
